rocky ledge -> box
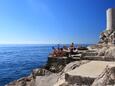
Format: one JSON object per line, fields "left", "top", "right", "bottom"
{"left": 6, "top": 45, "right": 115, "bottom": 86}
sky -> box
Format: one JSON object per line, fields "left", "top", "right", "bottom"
{"left": 0, "top": 0, "right": 115, "bottom": 44}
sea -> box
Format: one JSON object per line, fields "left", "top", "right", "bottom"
{"left": 0, "top": 44, "right": 91, "bottom": 86}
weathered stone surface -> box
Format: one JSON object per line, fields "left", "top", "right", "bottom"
{"left": 105, "top": 47, "right": 115, "bottom": 60}
{"left": 32, "top": 68, "right": 52, "bottom": 78}
{"left": 6, "top": 55, "right": 115, "bottom": 86}
{"left": 5, "top": 76, "right": 34, "bottom": 86}
{"left": 34, "top": 73, "right": 59, "bottom": 86}
{"left": 99, "top": 29, "right": 115, "bottom": 45}
{"left": 54, "top": 60, "right": 90, "bottom": 86}
{"left": 92, "top": 64, "right": 115, "bottom": 86}
{"left": 98, "top": 47, "right": 108, "bottom": 56}
{"left": 45, "top": 57, "right": 69, "bottom": 73}
{"left": 65, "top": 61, "right": 115, "bottom": 85}
{"left": 6, "top": 69, "right": 52, "bottom": 86}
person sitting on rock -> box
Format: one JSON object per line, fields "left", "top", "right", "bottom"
{"left": 70, "top": 42, "right": 74, "bottom": 49}
{"left": 52, "top": 47, "right": 58, "bottom": 57}
{"left": 54, "top": 47, "right": 63, "bottom": 57}
{"left": 59, "top": 48, "right": 65, "bottom": 57}
{"left": 69, "top": 42, "right": 75, "bottom": 51}
{"left": 69, "top": 42, "right": 75, "bottom": 55}
{"left": 73, "top": 48, "right": 78, "bottom": 54}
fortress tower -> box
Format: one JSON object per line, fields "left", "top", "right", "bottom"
{"left": 99, "top": 8, "right": 115, "bottom": 45}
{"left": 106, "top": 8, "right": 115, "bottom": 30}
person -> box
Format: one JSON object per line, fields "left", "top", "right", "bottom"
{"left": 59, "top": 48, "right": 64, "bottom": 57}
{"left": 69, "top": 42, "right": 75, "bottom": 55}
{"left": 73, "top": 48, "right": 78, "bottom": 54}
{"left": 70, "top": 42, "right": 74, "bottom": 49}
{"left": 51, "top": 47, "right": 58, "bottom": 57}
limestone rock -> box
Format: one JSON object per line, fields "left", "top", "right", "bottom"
{"left": 104, "top": 47, "right": 115, "bottom": 60}
{"left": 99, "top": 29, "right": 115, "bottom": 45}
{"left": 32, "top": 68, "right": 52, "bottom": 78}
{"left": 34, "top": 73, "right": 59, "bottom": 86}
{"left": 65, "top": 61, "right": 115, "bottom": 85}
{"left": 92, "top": 64, "right": 115, "bottom": 86}
{"left": 98, "top": 47, "right": 108, "bottom": 56}
{"left": 54, "top": 60, "right": 90, "bottom": 86}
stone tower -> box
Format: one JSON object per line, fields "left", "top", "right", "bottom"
{"left": 99, "top": 8, "right": 115, "bottom": 45}
{"left": 106, "top": 8, "right": 115, "bottom": 30}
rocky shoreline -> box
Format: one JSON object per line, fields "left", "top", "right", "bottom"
{"left": 5, "top": 44, "right": 115, "bottom": 86}
{"left": 6, "top": 8, "right": 115, "bottom": 86}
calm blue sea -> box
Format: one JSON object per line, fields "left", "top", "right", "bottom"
{"left": 0, "top": 44, "right": 54, "bottom": 86}
{"left": 0, "top": 44, "right": 91, "bottom": 86}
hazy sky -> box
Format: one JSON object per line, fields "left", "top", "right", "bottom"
{"left": 0, "top": 0, "right": 115, "bottom": 44}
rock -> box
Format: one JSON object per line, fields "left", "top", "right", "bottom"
{"left": 54, "top": 60, "right": 90, "bottom": 86}
{"left": 6, "top": 77, "right": 27, "bottom": 86}
{"left": 92, "top": 64, "right": 115, "bottom": 86}
{"left": 6, "top": 60, "right": 96, "bottom": 86}
{"left": 98, "top": 47, "right": 108, "bottom": 56}
{"left": 32, "top": 68, "right": 52, "bottom": 79}
{"left": 104, "top": 47, "right": 115, "bottom": 60}
{"left": 65, "top": 61, "right": 115, "bottom": 85}
{"left": 33, "top": 61, "right": 85, "bottom": 86}
{"left": 6, "top": 69, "right": 52, "bottom": 86}
{"left": 98, "top": 29, "right": 115, "bottom": 45}
{"left": 45, "top": 57, "right": 69, "bottom": 73}
{"left": 34, "top": 73, "right": 59, "bottom": 86}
